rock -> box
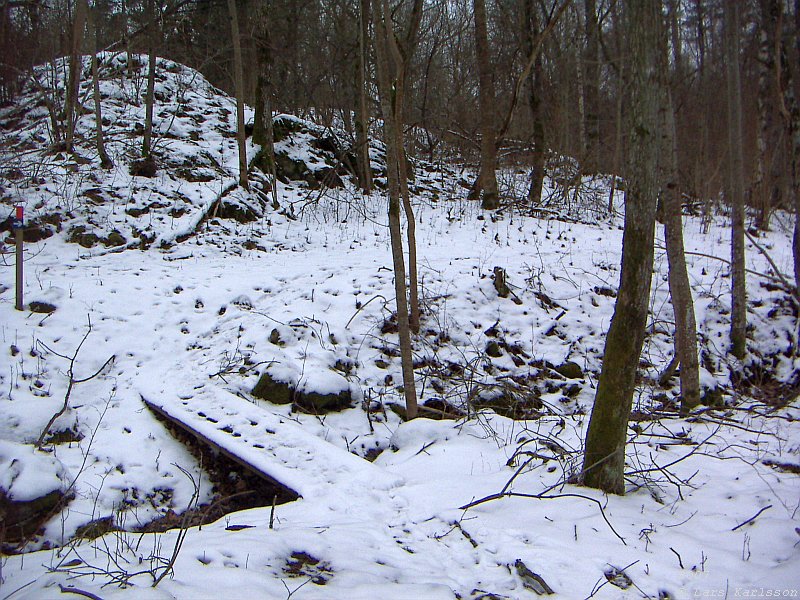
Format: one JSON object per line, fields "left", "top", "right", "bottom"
{"left": 252, "top": 369, "right": 354, "bottom": 413}
{"left": 29, "top": 301, "right": 56, "bottom": 314}
{"left": 554, "top": 361, "right": 583, "bottom": 379}
{"left": 0, "top": 440, "right": 71, "bottom": 545}
{"left": 217, "top": 200, "right": 259, "bottom": 223}
{"left": 0, "top": 488, "right": 65, "bottom": 544}
{"left": 295, "top": 387, "right": 352, "bottom": 413}
{"left": 269, "top": 328, "right": 282, "bottom": 345}
{"left": 486, "top": 341, "right": 503, "bottom": 358}
{"left": 67, "top": 225, "right": 100, "bottom": 248}
{"left": 129, "top": 156, "right": 157, "bottom": 177}
{"left": 252, "top": 372, "right": 294, "bottom": 405}
{"left": 104, "top": 230, "right": 127, "bottom": 247}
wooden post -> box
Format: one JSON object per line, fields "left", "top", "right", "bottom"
{"left": 14, "top": 204, "right": 23, "bottom": 311}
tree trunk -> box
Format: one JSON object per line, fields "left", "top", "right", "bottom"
{"left": 795, "top": 1, "right": 800, "bottom": 291}
{"left": 754, "top": 0, "right": 782, "bottom": 231}
{"left": 355, "top": 0, "right": 373, "bottom": 193}
{"left": 142, "top": 0, "right": 156, "bottom": 159}
{"left": 90, "top": 6, "right": 111, "bottom": 169}
{"left": 724, "top": 0, "right": 747, "bottom": 359}
{"left": 228, "top": 0, "right": 248, "bottom": 190}
{"left": 372, "top": 0, "right": 418, "bottom": 420}
{"left": 523, "top": 0, "right": 545, "bottom": 207}
{"left": 783, "top": 0, "right": 800, "bottom": 291}
{"left": 381, "top": 0, "right": 423, "bottom": 334}
{"left": 662, "top": 89, "right": 700, "bottom": 411}
{"left": 473, "top": 0, "right": 499, "bottom": 210}
{"left": 65, "top": 0, "right": 89, "bottom": 153}
{"left": 583, "top": 0, "right": 599, "bottom": 173}
{"left": 582, "top": 0, "right": 661, "bottom": 495}
{"left": 253, "top": 2, "right": 278, "bottom": 207}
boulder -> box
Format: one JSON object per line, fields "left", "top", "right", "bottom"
{"left": 554, "top": 361, "right": 583, "bottom": 379}
{"left": 252, "top": 368, "right": 354, "bottom": 413}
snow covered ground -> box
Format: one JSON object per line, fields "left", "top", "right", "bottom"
{"left": 1, "top": 56, "right": 798, "bottom": 599}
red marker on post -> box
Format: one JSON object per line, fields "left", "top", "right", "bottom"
{"left": 14, "top": 204, "right": 24, "bottom": 311}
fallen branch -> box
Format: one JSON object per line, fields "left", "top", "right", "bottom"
{"left": 36, "top": 318, "right": 115, "bottom": 448}
{"left": 732, "top": 504, "right": 772, "bottom": 531}
{"left": 460, "top": 491, "right": 625, "bottom": 545}
{"left": 58, "top": 585, "right": 104, "bottom": 600}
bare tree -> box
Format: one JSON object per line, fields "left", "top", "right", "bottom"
{"left": 781, "top": 0, "right": 800, "bottom": 291}
{"left": 252, "top": 1, "right": 277, "bottom": 204}
{"left": 753, "top": 0, "right": 783, "bottom": 231}
{"left": 659, "top": 12, "right": 699, "bottom": 411}
{"left": 89, "top": 3, "right": 112, "bottom": 169}
{"left": 227, "top": 0, "right": 248, "bottom": 190}
{"left": 142, "top": 0, "right": 157, "bottom": 159}
{"left": 583, "top": 0, "right": 599, "bottom": 172}
{"left": 354, "top": 0, "right": 373, "bottom": 193}
{"left": 582, "top": 0, "right": 661, "bottom": 495}
{"left": 65, "top": 0, "right": 89, "bottom": 152}
{"left": 472, "top": 0, "right": 499, "bottom": 210}
{"left": 522, "top": 0, "right": 545, "bottom": 206}
{"left": 724, "top": 0, "right": 747, "bottom": 359}
{"left": 372, "top": 0, "right": 418, "bottom": 420}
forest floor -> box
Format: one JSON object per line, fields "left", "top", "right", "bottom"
{"left": 0, "top": 55, "right": 798, "bottom": 599}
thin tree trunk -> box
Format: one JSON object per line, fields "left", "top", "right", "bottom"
{"left": 228, "top": 0, "right": 248, "bottom": 190}
{"left": 662, "top": 87, "right": 700, "bottom": 411}
{"left": 582, "top": 0, "right": 661, "bottom": 495}
{"left": 795, "top": 1, "right": 800, "bottom": 291}
{"left": 90, "top": 6, "right": 111, "bottom": 169}
{"left": 523, "top": 0, "right": 545, "bottom": 207}
{"left": 142, "top": 0, "right": 156, "bottom": 159}
{"left": 253, "top": 2, "right": 277, "bottom": 207}
{"left": 783, "top": 0, "right": 800, "bottom": 291}
{"left": 583, "top": 0, "right": 599, "bottom": 173}
{"left": 473, "top": 0, "right": 499, "bottom": 210}
{"left": 372, "top": 0, "right": 418, "bottom": 419}
{"left": 65, "top": 0, "right": 89, "bottom": 153}
{"left": 754, "top": 0, "right": 782, "bottom": 231}
{"left": 608, "top": 0, "right": 623, "bottom": 214}
{"left": 355, "top": 0, "right": 373, "bottom": 193}
{"left": 382, "top": 0, "right": 422, "bottom": 334}
{"left": 574, "top": 5, "right": 586, "bottom": 167}
{"left": 725, "top": 0, "right": 747, "bottom": 359}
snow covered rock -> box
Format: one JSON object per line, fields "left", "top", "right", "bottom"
{"left": 0, "top": 440, "right": 71, "bottom": 544}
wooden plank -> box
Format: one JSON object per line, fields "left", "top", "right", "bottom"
{"left": 143, "top": 396, "right": 301, "bottom": 500}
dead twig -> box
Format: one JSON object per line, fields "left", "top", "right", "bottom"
{"left": 36, "top": 317, "right": 115, "bottom": 448}
{"left": 732, "top": 504, "right": 773, "bottom": 531}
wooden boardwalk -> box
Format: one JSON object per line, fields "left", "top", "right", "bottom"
{"left": 142, "top": 384, "right": 399, "bottom": 500}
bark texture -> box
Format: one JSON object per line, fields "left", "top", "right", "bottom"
{"left": 473, "top": 0, "right": 499, "bottom": 210}
{"left": 228, "top": 0, "right": 248, "bottom": 190}
{"left": 523, "top": 0, "right": 545, "bottom": 207}
{"left": 252, "top": 2, "right": 278, "bottom": 206}
{"left": 372, "top": 0, "right": 418, "bottom": 419}
{"left": 662, "top": 90, "right": 700, "bottom": 411}
{"left": 582, "top": 0, "right": 660, "bottom": 495}
{"left": 354, "top": 0, "right": 373, "bottom": 193}
{"left": 90, "top": 7, "right": 111, "bottom": 169}
{"left": 724, "top": 0, "right": 747, "bottom": 359}
{"left": 583, "top": 0, "right": 600, "bottom": 173}
{"left": 142, "top": 0, "right": 156, "bottom": 159}
{"left": 65, "top": 0, "right": 89, "bottom": 153}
